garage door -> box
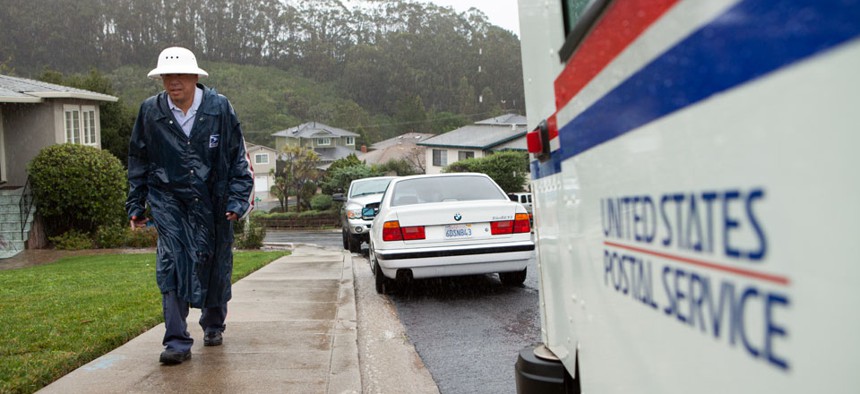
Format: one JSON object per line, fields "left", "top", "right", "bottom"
{"left": 254, "top": 175, "right": 269, "bottom": 192}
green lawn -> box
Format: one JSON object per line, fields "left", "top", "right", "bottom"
{"left": 0, "top": 250, "right": 289, "bottom": 394}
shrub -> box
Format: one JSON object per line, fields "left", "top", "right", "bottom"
{"left": 49, "top": 229, "right": 94, "bottom": 250}
{"left": 298, "top": 209, "right": 338, "bottom": 219}
{"left": 124, "top": 227, "right": 158, "bottom": 248}
{"left": 310, "top": 194, "right": 333, "bottom": 211}
{"left": 28, "top": 144, "right": 127, "bottom": 237}
{"left": 94, "top": 225, "right": 127, "bottom": 248}
{"left": 234, "top": 217, "right": 266, "bottom": 249}
{"left": 443, "top": 151, "right": 529, "bottom": 193}
{"left": 320, "top": 164, "right": 380, "bottom": 195}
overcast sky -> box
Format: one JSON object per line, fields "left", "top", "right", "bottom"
{"left": 419, "top": 0, "right": 521, "bottom": 36}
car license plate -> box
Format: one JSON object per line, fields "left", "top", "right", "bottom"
{"left": 445, "top": 224, "right": 472, "bottom": 239}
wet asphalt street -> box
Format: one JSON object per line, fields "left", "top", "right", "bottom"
{"left": 387, "top": 259, "right": 540, "bottom": 394}
{"left": 264, "top": 230, "right": 541, "bottom": 394}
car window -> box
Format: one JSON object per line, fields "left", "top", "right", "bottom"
{"left": 391, "top": 176, "right": 507, "bottom": 206}
{"left": 349, "top": 178, "right": 392, "bottom": 198}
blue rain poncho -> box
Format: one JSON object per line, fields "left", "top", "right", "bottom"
{"left": 126, "top": 84, "right": 254, "bottom": 308}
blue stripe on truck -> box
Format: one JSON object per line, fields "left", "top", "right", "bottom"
{"left": 532, "top": 0, "right": 860, "bottom": 180}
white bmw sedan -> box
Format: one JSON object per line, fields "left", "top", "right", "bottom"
{"left": 367, "top": 173, "right": 535, "bottom": 293}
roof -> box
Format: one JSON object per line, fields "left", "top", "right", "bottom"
{"left": 358, "top": 143, "right": 426, "bottom": 165}
{"left": 369, "top": 132, "right": 435, "bottom": 150}
{"left": 314, "top": 146, "right": 359, "bottom": 163}
{"left": 418, "top": 114, "right": 528, "bottom": 150}
{"left": 272, "top": 122, "right": 359, "bottom": 139}
{"left": 246, "top": 142, "right": 277, "bottom": 153}
{"left": 474, "top": 113, "right": 527, "bottom": 126}
{"left": 491, "top": 135, "right": 528, "bottom": 151}
{"left": 0, "top": 74, "right": 118, "bottom": 103}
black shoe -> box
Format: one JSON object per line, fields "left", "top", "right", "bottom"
{"left": 204, "top": 331, "right": 223, "bottom": 347}
{"left": 159, "top": 350, "right": 191, "bottom": 365}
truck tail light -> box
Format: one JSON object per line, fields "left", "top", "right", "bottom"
{"left": 527, "top": 115, "right": 557, "bottom": 162}
{"left": 382, "top": 221, "right": 425, "bottom": 241}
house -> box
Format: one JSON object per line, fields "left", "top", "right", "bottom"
{"left": 245, "top": 143, "right": 277, "bottom": 199}
{"left": 0, "top": 74, "right": 118, "bottom": 257}
{"left": 271, "top": 122, "right": 359, "bottom": 168}
{"left": 357, "top": 132, "right": 434, "bottom": 172}
{"left": 0, "top": 74, "right": 117, "bottom": 185}
{"left": 418, "top": 114, "right": 528, "bottom": 174}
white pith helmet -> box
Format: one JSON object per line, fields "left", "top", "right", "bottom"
{"left": 147, "top": 47, "right": 209, "bottom": 80}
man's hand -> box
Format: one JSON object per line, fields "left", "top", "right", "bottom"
{"left": 226, "top": 211, "right": 239, "bottom": 221}
{"left": 130, "top": 215, "right": 149, "bottom": 230}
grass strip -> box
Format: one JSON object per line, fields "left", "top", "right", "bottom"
{"left": 0, "top": 250, "right": 288, "bottom": 393}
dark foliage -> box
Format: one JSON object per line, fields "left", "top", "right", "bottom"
{"left": 0, "top": 0, "right": 523, "bottom": 147}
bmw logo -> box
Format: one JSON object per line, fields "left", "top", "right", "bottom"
{"left": 454, "top": 213, "right": 462, "bottom": 221}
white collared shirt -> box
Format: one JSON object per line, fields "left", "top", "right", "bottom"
{"left": 167, "top": 87, "right": 203, "bottom": 137}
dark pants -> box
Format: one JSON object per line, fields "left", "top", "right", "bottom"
{"left": 162, "top": 291, "right": 227, "bottom": 352}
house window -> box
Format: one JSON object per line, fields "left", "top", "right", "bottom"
{"left": 317, "top": 137, "right": 331, "bottom": 146}
{"left": 64, "top": 109, "right": 80, "bottom": 144}
{"left": 83, "top": 108, "right": 96, "bottom": 145}
{"left": 254, "top": 153, "right": 269, "bottom": 165}
{"left": 458, "top": 151, "right": 475, "bottom": 161}
{"left": 345, "top": 137, "right": 355, "bottom": 145}
{"left": 432, "top": 149, "right": 447, "bottom": 167}
{"left": 64, "top": 105, "right": 97, "bottom": 146}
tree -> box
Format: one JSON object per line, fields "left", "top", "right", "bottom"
{"left": 375, "top": 158, "right": 420, "bottom": 176}
{"left": 443, "top": 151, "right": 529, "bottom": 193}
{"left": 456, "top": 76, "right": 478, "bottom": 117}
{"left": 269, "top": 168, "right": 288, "bottom": 212}
{"left": 320, "top": 164, "right": 379, "bottom": 197}
{"left": 395, "top": 95, "right": 428, "bottom": 132}
{"left": 1, "top": 0, "right": 527, "bottom": 146}
{"left": 320, "top": 154, "right": 364, "bottom": 195}
{"left": 402, "top": 146, "right": 427, "bottom": 174}
{"left": 274, "top": 145, "right": 320, "bottom": 212}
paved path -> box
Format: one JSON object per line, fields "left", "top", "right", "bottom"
{"left": 38, "top": 246, "right": 361, "bottom": 393}
{"left": 34, "top": 244, "right": 439, "bottom": 393}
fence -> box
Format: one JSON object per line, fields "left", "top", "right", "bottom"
{"left": 258, "top": 216, "right": 339, "bottom": 229}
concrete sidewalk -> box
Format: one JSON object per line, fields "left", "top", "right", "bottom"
{"left": 39, "top": 246, "right": 363, "bottom": 393}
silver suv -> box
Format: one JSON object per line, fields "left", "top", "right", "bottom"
{"left": 333, "top": 176, "right": 396, "bottom": 253}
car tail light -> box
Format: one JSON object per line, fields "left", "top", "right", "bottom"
{"left": 491, "top": 213, "right": 531, "bottom": 235}
{"left": 383, "top": 221, "right": 403, "bottom": 241}
{"left": 401, "top": 225, "right": 425, "bottom": 240}
{"left": 491, "top": 220, "right": 513, "bottom": 235}
{"left": 382, "top": 221, "right": 425, "bottom": 241}
{"left": 513, "top": 213, "right": 531, "bottom": 233}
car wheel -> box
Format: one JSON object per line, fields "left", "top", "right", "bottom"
{"left": 348, "top": 233, "right": 362, "bottom": 253}
{"left": 499, "top": 268, "right": 527, "bottom": 286}
{"left": 374, "top": 261, "right": 387, "bottom": 294}
{"left": 341, "top": 228, "right": 349, "bottom": 249}
{"left": 370, "top": 245, "right": 395, "bottom": 294}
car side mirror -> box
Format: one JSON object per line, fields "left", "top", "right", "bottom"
{"left": 332, "top": 193, "right": 345, "bottom": 202}
{"left": 362, "top": 202, "right": 380, "bottom": 219}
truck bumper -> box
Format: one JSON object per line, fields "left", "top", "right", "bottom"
{"left": 515, "top": 345, "right": 573, "bottom": 394}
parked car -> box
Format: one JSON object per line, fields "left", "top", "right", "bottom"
{"left": 333, "top": 176, "right": 397, "bottom": 253}
{"left": 366, "top": 173, "right": 535, "bottom": 294}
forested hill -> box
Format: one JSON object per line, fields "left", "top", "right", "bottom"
{"left": 0, "top": 0, "right": 524, "bottom": 146}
